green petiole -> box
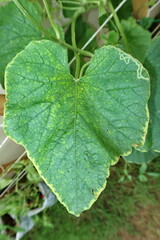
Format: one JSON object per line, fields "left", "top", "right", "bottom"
{"left": 108, "top": 1, "right": 130, "bottom": 53}
{"left": 42, "top": 0, "right": 60, "bottom": 40}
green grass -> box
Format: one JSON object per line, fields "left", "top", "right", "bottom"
{"left": 23, "top": 157, "right": 160, "bottom": 240}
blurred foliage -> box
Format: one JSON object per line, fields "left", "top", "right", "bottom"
{"left": 112, "top": 0, "right": 132, "bottom": 20}
{"left": 121, "top": 17, "right": 152, "bottom": 62}
{"left": 101, "top": 30, "right": 120, "bottom": 46}
{"left": 0, "top": 160, "right": 42, "bottom": 221}
{"left": 139, "top": 17, "right": 155, "bottom": 29}
{"left": 23, "top": 157, "right": 160, "bottom": 240}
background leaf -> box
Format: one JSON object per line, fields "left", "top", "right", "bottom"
{"left": 121, "top": 17, "right": 152, "bottom": 63}
{"left": 0, "top": 0, "right": 43, "bottom": 87}
{"left": 142, "top": 38, "right": 160, "bottom": 152}
{"left": 124, "top": 148, "right": 159, "bottom": 164}
{"left": 135, "top": 37, "right": 160, "bottom": 153}
{"left": 125, "top": 39, "right": 160, "bottom": 163}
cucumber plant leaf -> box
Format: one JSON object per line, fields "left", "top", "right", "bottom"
{"left": 121, "top": 18, "right": 152, "bottom": 63}
{"left": 135, "top": 37, "right": 160, "bottom": 153}
{"left": 4, "top": 40, "right": 150, "bottom": 216}
{"left": 143, "top": 38, "right": 160, "bottom": 152}
{"left": 0, "top": 0, "right": 42, "bottom": 87}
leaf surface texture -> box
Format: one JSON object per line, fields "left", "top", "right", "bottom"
{"left": 4, "top": 40, "right": 150, "bottom": 216}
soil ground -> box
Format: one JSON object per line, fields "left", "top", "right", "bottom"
{"left": 119, "top": 204, "right": 160, "bottom": 240}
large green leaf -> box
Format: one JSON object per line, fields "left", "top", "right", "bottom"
{"left": 4, "top": 40, "right": 150, "bottom": 216}
{"left": 0, "top": 0, "right": 42, "bottom": 87}
{"left": 143, "top": 38, "right": 160, "bottom": 152}
{"left": 121, "top": 18, "right": 151, "bottom": 63}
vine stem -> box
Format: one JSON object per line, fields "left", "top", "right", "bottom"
{"left": 42, "top": 0, "right": 60, "bottom": 39}
{"left": 12, "top": 0, "right": 93, "bottom": 58}
{"left": 108, "top": 1, "right": 130, "bottom": 53}
{"left": 71, "top": 13, "right": 81, "bottom": 79}
{"left": 61, "top": 0, "right": 99, "bottom": 6}
{"left": 87, "top": 1, "right": 99, "bottom": 4}
{"left": 79, "top": 61, "right": 91, "bottom": 78}
{"left": 61, "top": 6, "right": 81, "bottom": 10}
{"left": 61, "top": 1, "right": 81, "bottom": 5}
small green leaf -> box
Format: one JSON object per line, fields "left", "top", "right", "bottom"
{"left": 121, "top": 17, "right": 152, "bottom": 63}
{"left": 0, "top": 178, "right": 12, "bottom": 189}
{"left": 26, "top": 163, "right": 42, "bottom": 183}
{"left": 102, "top": 30, "right": 119, "bottom": 46}
{"left": 138, "top": 174, "right": 148, "bottom": 182}
{"left": 118, "top": 176, "right": 125, "bottom": 183}
{"left": 146, "top": 172, "right": 160, "bottom": 178}
{"left": 140, "top": 17, "right": 154, "bottom": 29}
{"left": 139, "top": 163, "right": 147, "bottom": 174}
{"left": 0, "top": 0, "right": 43, "bottom": 87}
{"left": 127, "top": 175, "right": 132, "bottom": 181}
{"left": 4, "top": 40, "right": 150, "bottom": 216}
